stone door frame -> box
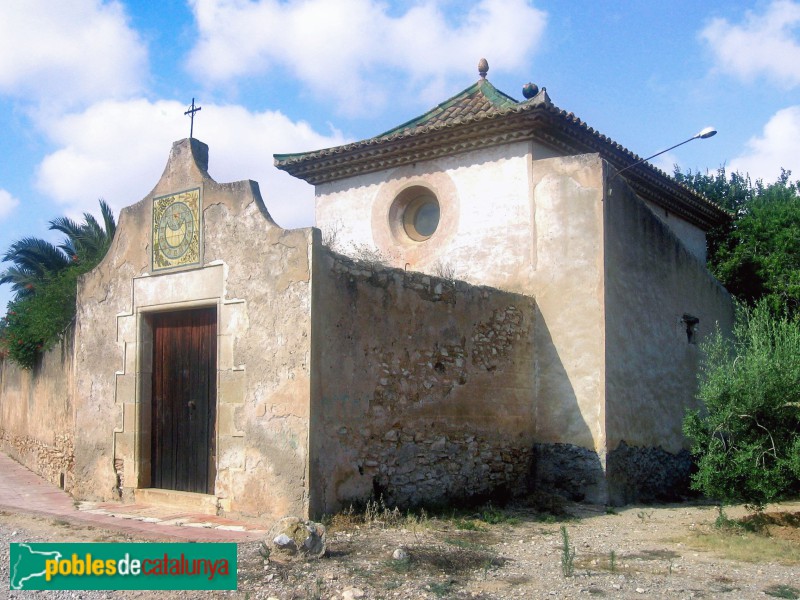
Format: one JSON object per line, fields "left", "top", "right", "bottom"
{"left": 112, "top": 264, "right": 246, "bottom": 507}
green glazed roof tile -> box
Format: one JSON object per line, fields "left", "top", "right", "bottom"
{"left": 376, "top": 79, "right": 519, "bottom": 138}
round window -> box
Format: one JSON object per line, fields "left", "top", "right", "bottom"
{"left": 402, "top": 194, "right": 440, "bottom": 241}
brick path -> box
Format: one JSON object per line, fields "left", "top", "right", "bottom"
{"left": 0, "top": 452, "right": 265, "bottom": 542}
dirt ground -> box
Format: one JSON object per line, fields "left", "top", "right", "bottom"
{"left": 3, "top": 500, "right": 800, "bottom": 599}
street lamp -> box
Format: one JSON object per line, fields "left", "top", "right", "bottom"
{"left": 614, "top": 127, "right": 717, "bottom": 177}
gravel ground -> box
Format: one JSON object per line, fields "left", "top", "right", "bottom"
{"left": 2, "top": 501, "right": 799, "bottom": 599}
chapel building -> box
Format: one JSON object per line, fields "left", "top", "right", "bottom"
{"left": 0, "top": 61, "right": 733, "bottom": 520}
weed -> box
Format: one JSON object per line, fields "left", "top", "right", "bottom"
{"left": 537, "top": 527, "right": 557, "bottom": 535}
{"left": 481, "top": 556, "right": 494, "bottom": 580}
{"left": 636, "top": 510, "right": 653, "bottom": 522}
{"left": 609, "top": 550, "right": 616, "bottom": 573}
{"left": 480, "top": 504, "right": 520, "bottom": 525}
{"left": 258, "top": 543, "right": 270, "bottom": 561}
{"left": 327, "top": 498, "right": 437, "bottom": 536}
{"left": 765, "top": 584, "right": 800, "bottom": 599}
{"left": 534, "top": 513, "right": 558, "bottom": 524}
{"left": 560, "top": 525, "right": 576, "bottom": 577}
{"left": 387, "top": 557, "right": 413, "bottom": 574}
{"left": 364, "top": 495, "right": 402, "bottom": 527}
{"left": 432, "top": 259, "right": 457, "bottom": 281}
{"left": 605, "top": 506, "right": 618, "bottom": 515}
{"left": 628, "top": 549, "right": 680, "bottom": 561}
{"left": 454, "top": 518, "right": 486, "bottom": 531}
{"left": 321, "top": 220, "right": 343, "bottom": 251}
{"left": 349, "top": 243, "right": 389, "bottom": 269}
{"left": 442, "top": 537, "right": 499, "bottom": 580}
{"left": 428, "top": 579, "right": 456, "bottom": 597}
{"left": 714, "top": 505, "right": 741, "bottom": 530}
{"left": 305, "top": 577, "right": 324, "bottom": 600}
{"left": 324, "top": 504, "right": 359, "bottom": 532}
{"left": 348, "top": 565, "right": 370, "bottom": 579}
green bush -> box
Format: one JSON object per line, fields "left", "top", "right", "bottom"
{"left": 684, "top": 302, "right": 800, "bottom": 511}
{"left": 1, "top": 200, "right": 115, "bottom": 369}
{"left": 0, "top": 266, "right": 86, "bottom": 369}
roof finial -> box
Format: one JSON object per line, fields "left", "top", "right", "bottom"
{"left": 478, "top": 58, "right": 489, "bottom": 79}
{"left": 522, "top": 82, "right": 539, "bottom": 99}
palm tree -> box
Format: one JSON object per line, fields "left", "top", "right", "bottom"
{"left": 0, "top": 200, "right": 116, "bottom": 301}
{"left": 0, "top": 237, "right": 71, "bottom": 298}
{"left": 49, "top": 199, "right": 117, "bottom": 264}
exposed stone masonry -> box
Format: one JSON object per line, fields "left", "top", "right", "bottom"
{"left": 360, "top": 427, "right": 532, "bottom": 507}
{"left": 373, "top": 342, "right": 468, "bottom": 410}
{"left": 324, "top": 253, "right": 535, "bottom": 509}
{"left": 606, "top": 441, "right": 693, "bottom": 505}
{"left": 0, "top": 429, "right": 74, "bottom": 489}
{"left": 532, "top": 443, "right": 606, "bottom": 504}
{"left": 472, "top": 306, "right": 526, "bottom": 371}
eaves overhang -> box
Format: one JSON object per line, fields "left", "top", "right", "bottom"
{"left": 274, "top": 94, "right": 731, "bottom": 231}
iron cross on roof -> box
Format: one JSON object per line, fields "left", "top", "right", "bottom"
{"left": 184, "top": 98, "right": 202, "bottom": 139}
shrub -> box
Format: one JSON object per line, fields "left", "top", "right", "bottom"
{"left": 684, "top": 302, "right": 800, "bottom": 510}
{"left": 0, "top": 265, "right": 86, "bottom": 369}
{"left": 0, "top": 200, "right": 115, "bottom": 369}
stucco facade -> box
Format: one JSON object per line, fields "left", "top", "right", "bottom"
{"left": 0, "top": 328, "right": 74, "bottom": 490}
{"left": 277, "top": 71, "right": 734, "bottom": 505}
{"left": 302, "top": 145, "right": 733, "bottom": 504}
{"left": 0, "top": 68, "right": 734, "bottom": 519}
{"left": 71, "top": 139, "right": 315, "bottom": 519}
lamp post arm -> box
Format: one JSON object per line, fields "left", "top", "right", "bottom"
{"left": 614, "top": 135, "right": 696, "bottom": 178}
{"left": 612, "top": 127, "right": 716, "bottom": 178}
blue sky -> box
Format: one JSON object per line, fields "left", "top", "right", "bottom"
{"left": 2, "top": 0, "right": 800, "bottom": 310}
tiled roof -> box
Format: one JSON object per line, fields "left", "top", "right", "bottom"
{"left": 273, "top": 78, "right": 522, "bottom": 165}
{"left": 274, "top": 78, "right": 730, "bottom": 230}
{"left": 376, "top": 79, "right": 520, "bottom": 137}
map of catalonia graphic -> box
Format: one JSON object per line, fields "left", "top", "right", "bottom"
{"left": 10, "top": 544, "right": 62, "bottom": 590}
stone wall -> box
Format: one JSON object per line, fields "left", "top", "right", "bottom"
{"left": 531, "top": 443, "right": 606, "bottom": 503}
{"left": 310, "top": 250, "right": 536, "bottom": 515}
{"left": 0, "top": 325, "right": 75, "bottom": 489}
{"left": 605, "top": 442, "right": 693, "bottom": 504}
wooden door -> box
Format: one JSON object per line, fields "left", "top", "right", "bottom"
{"left": 150, "top": 307, "right": 217, "bottom": 494}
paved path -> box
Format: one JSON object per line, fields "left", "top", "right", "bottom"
{"left": 0, "top": 452, "right": 265, "bottom": 542}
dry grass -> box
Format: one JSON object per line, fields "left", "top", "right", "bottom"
{"left": 574, "top": 549, "right": 680, "bottom": 576}
{"left": 682, "top": 529, "right": 800, "bottom": 565}
{"left": 672, "top": 508, "right": 800, "bottom": 565}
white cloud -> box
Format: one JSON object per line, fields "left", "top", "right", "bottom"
{"left": 34, "top": 99, "right": 346, "bottom": 228}
{"left": 0, "top": 189, "right": 20, "bottom": 220}
{"left": 187, "top": 0, "right": 547, "bottom": 114}
{"left": 729, "top": 106, "right": 800, "bottom": 181}
{"left": 0, "top": 0, "right": 147, "bottom": 106}
{"left": 701, "top": 0, "right": 800, "bottom": 87}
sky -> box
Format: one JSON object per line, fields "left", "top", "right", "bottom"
{"left": 1, "top": 0, "right": 800, "bottom": 310}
